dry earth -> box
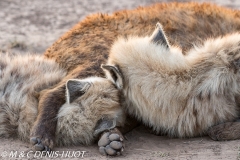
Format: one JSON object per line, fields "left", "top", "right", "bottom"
{"left": 1, "top": 0, "right": 240, "bottom": 160}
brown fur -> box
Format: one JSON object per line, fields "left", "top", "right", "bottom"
{"left": 34, "top": 2, "right": 240, "bottom": 149}
{"left": 45, "top": 2, "right": 240, "bottom": 70}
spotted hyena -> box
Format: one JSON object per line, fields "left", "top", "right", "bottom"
{"left": 103, "top": 23, "right": 240, "bottom": 139}
{"left": 0, "top": 52, "right": 125, "bottom": 155}
{"left": 29, "top": 2, "right": 240, "bottom": 155}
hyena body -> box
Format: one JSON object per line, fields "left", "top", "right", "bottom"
{"left": 30, "top": 2, "right": 240, "bottom": 151}
{"left": 103, "top": 24, "right": 240, "bottom": 138}
{"left": 0, "top": 53, "right": 124, "bottom": 148}
{"left": 103, "top": 24, "right": 240, "bottom": 137}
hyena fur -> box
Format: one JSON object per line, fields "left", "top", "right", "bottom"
{"left": 31, "top": 2, "right": 240, "bottom": 152}
{"left": 102, "top": 23, "right": 240, "bottom": 138}
{"left": 0, "top": 52, "right": 125, "bottom": 151}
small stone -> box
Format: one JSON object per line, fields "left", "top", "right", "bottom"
{"left": 105, "top": 145, "right": 117, "bottom": 156}
{"left": 110, "top": 141, "right": 122, "bottom": 150}
{"left": 98, "top": 132, "right": 110, "bottom": 147}
{"left": 109, "top": 134, "right": 120, "bottom": 141}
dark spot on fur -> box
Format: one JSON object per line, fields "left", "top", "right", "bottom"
{"left": 103, "top": 53, "right": 108, "bottom": 59}
{"left": 102, "top": 93, "right": 108, "bottom": 99}
{"left": 207, "top": 93, "right": 211, "bottom": 101}
{"left": 193, "top": 108, "right": 197, "bottom": 117}
{"left": 93, "top": 45, "right": 107, "bottom": 52}
{"left": 79, "top": 105, "right": 85, "bottom": 112}
{"left": 0, "top": 62, "right": 6, "bottom": 70}
{"left": 4, "top": 93, "right": 10, "bottom": 101}
{"left": 233, "top": 59, "right": 240, "bottom": 74}
{"left": 197, "top": 92, "right": 203, "bottom": 101}
{"left": 0, "top": 72, "right": 4, "bottom": 79}
{"left": 10, "top": 70, "right": 15, "bottom": 77}
{"left": 17, "top": 82, "right": 23, "bottom": 91}
{"left": 2, "top": 81, "right": 10, "bottom": 95}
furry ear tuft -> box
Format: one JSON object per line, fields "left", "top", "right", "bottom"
{"left": 150, "top": 22, "right": 170, "bottom": 48}
{"left": 66, "top": 79, "right": 91, "bottom": 103}
{"left": 101, "top": 64, "right": 123, "bottom": 89}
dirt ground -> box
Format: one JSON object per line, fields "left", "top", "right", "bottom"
{"left": 1, "top": 0, "right": 240, "bottom": 160}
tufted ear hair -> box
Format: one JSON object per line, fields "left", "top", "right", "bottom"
{"left": 150, "top": 22, "right": 170, "bottom": 48}
{"left": 66, "top": 79, "right": 91, "bottom": 103}
{"left": 101, "top": 64, "right": 123, "bottom": 89}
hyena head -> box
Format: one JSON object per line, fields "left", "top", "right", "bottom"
{"left": 101, "top": 22, "right": 184, "bottom": 90}
{"left": 56, "top": 77, "right": 125, "bottom": 145}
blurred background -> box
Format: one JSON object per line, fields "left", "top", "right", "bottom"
{"left": 0, "top": 0, "right": 239, "bottom": 54}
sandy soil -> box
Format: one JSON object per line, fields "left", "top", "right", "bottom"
{"left": 1, "top": 0, "right": 240, "bottom": 160}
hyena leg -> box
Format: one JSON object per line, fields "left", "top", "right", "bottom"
{"left": 207, "top": 121, "right": 240, "bottom": 141}
{"left": 98, "top": 128, "right": 124, "bottom": 156}
{"left": 30, "top": 85, "right": 65, "bottom": 151}
{"left": 97, "top": 115, "right": 139, "bottom": 156}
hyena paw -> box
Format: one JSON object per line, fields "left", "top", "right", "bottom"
{"left": 207, "top": 122, "right": 240, "bottom": 141}
{"left": 30, "top": 135, "right": 53, "bottom": 151}
{"left": 98, "top": 129, "right": 124, "bottom": 156}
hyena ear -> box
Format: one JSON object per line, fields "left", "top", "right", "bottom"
{"left": 101, "top": 64, "right": 123, "bottom": 89}
{"left": 66, "top": 79, "right": 91, "bottom": 103}
{"left": 150, "top": 22, "right": 170, "bottom": 48}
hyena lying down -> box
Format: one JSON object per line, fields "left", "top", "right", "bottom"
{"left": 0, "top": 53, "right": 125, "bottom": 154}
{"left": 31, "top": 2, "right": 240, "bottom": 154}
{"left": 102, "top": 23, "right": 240, "bottom": 138}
